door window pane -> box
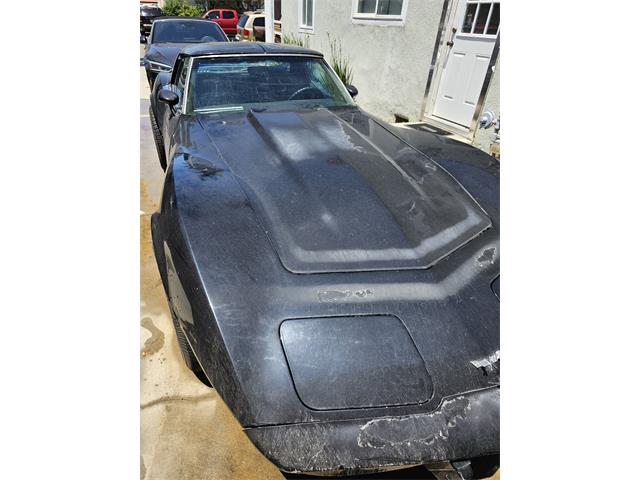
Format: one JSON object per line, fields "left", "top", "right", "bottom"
{"left": 462, "top": 3, "right": 477, "bottom": 33}
{"left": 306, "top": 0, "right": 313, "bottom": 26}
{"left": 486, "top": 3, "right": 500, "bottom": 35}
{"left": 473, "top": 3, "right": 491, "bottom": 34}
{"left": 275, "top": 0, "right": 282, "bottom": 20}
{"left": 377, "top": 0, "right": 403, "bottom": 15}
{"left": 357, "top": 0, "right": 377, "bottom": 14}
{"left": 177, "top": 60, "right": 188, "bottom": 98}
{"left": 302, "top": 0, "right": 313, "bottom": 27}
{"left": 222, "top": 11, "right": 234, "bottom": 19}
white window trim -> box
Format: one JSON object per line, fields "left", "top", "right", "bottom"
{"left": 351, "top": 0, "right": 408, "bottom": 26}
{"left": 460, "top": 1, "right": 500, "bottom": 37}
{"left": 298, "top": 0, "right": 315, "bottom": 34}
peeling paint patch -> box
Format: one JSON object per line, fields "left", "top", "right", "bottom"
{"left": 318, "top": 289, "right": 373, "bottom": 302}
{"left": 357, "top": 396, "right": 472, "bottom": 449}
{"left": 477, "top": 247, "right": 496, "bottom": 264}
{"left": 470, "top": 350, "right": 500, "bottom": 371}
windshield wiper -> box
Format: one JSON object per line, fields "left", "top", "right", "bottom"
{"left": 195, "top": 106, "right": 244, "bottom": 114}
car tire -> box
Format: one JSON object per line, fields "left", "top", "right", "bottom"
{"left": 170, "top": 312, "right": 212, "bottom": 387}
{"left": 149, "top": 105, "right": 167, "bottom": 171}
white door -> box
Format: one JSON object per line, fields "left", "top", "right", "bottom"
{"left": 432, "top": 0, "right": 500, "bottom": 128}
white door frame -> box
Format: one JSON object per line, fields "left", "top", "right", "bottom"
{"left": 420, "top": 0, "right": 500, "bottom": 140}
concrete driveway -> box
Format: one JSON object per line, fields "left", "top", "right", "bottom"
{"left": 139, "top": 46, "right": 284, "bottom": 480}
{"left": 139, "top": 45, "right": 498, "bottom": 480}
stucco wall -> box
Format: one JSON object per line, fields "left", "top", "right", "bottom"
{"left": 471, "top": 55, "right": 500, "bottom": 153}
{"left": 280, "top": 0, "right": 445, "bottom": 123}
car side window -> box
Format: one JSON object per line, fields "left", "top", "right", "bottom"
{"left": 177, "top": 62, "right": 188, "bottom": 93}
{"left": 222, "top": 11, "right": 234, "bottom": 19}
{"left": 172, "top": 60, "right": 189, "bottom": 110}
{"left": 209, "top": 11, "right": 220, "bottom": 19}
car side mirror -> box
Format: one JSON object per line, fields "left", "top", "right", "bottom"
{"left": 158, "top": 89, "right": 179, "bottom": 106}
{"left": 140, "top": 35, "right": 147, "bottom": 44}
{"left": 345, "top": 84, "right": 358, "bottom": 99}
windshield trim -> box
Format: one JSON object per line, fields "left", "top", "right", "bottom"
{"left": 184, "top": 54, "right": 353, "bottom": 116}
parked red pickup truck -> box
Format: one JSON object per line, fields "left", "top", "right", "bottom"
{"left": 203, "top": 9, "right": 238, "bottom": 37}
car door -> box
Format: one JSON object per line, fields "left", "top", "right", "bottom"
{"left": 221, "top": 10, "right": 236, "bottom": 33}
{"left": 252, "top": 16, "right": 265, "bottom": 41}
{"left": 161, "top": 58, "right": 190, "bottom": 158}
{"left": 205, "top": 10, "right": 221, "bottom": 21}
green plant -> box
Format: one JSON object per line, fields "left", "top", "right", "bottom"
{"left": 162, "top": 0, "right": 204, "bottom": 17}
{"left": 327, "top": 33, "right": 353, "bottom": 86}
{"left": 282, "top": 33, "right": 309, "bottom": 48}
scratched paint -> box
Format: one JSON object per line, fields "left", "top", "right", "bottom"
{"left": 317, "top": 288, "right": 374, "bottom": 302}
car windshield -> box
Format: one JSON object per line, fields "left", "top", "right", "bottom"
{"left": 152, "top": 20, "right": 227, "bottom": 43}
{"left": 187, "top": 56, "right": 354, "bottom": 114}
{"left": 141, "top": 7, "right": 162, "bottom": 16}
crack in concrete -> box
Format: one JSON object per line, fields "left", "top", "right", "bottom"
{"left": 140, "top": 393, "right": 214, "bottom": 410}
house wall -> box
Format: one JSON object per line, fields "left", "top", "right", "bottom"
{"left": 280, "top": 0, "right": 500, "bottom": 154}
{"left": 471, "top": 55, "right": 500, "bottom": 154}
{"left": 280, "top": 0, "right": 446, "bottom": 123}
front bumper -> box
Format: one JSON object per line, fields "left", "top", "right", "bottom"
{"left": 245, "top": 387, "right": 499, "bottom": 474}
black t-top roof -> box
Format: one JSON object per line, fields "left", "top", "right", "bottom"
{"left": 180, "top": 42, "right": 323, "bottom": 58}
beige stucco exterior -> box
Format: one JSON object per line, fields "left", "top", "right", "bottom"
{"left": 472, "top": 55, "right": 500, "bottom": 153}
{"left": 279, "top": 0, "right": 499, "bottom": 154}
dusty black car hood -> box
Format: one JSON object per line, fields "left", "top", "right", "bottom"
{"left": 144, "top": 43, "right": 192, "bottom": 68}
{"left": 154, "top": 106, "right": 499, "bottom": 431}
{"left": 196, "top": 107, "right": 491, "bottom": 273}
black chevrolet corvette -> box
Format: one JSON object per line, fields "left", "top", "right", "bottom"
{"left": 149, "top": 42, "right": 499, "bottom": 478}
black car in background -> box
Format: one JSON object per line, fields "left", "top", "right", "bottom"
{"left": 140, "top": 4, "right": 163, "bottom": 35}
{"left": 141, "top": 17, "right": 228, "bottom": 88}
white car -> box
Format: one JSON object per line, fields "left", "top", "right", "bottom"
{"left": 236, "top": 11, "right": 264, "bottom": 41}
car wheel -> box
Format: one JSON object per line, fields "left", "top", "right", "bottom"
{"left": 149, "top": 105, "right": 167, "bottom": 171}
{"left": 170, "top": 312, "right": 212, "bottom": 387}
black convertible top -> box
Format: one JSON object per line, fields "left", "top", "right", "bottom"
{"left": 180, "top": 42, "right": 323, "bottom": 58}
